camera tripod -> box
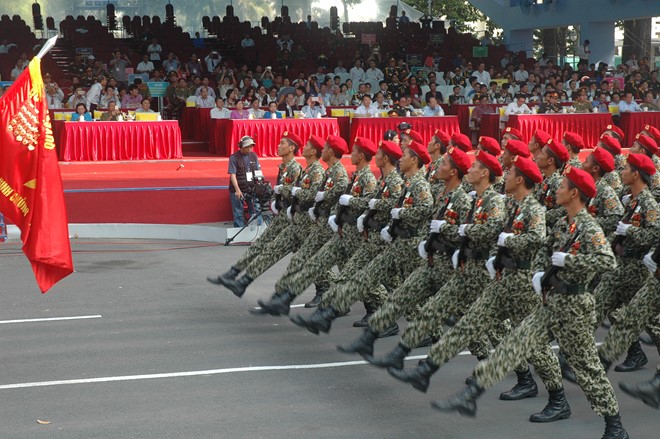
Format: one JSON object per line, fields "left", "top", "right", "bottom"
{"left": 224, "top": 199, "right": 273, "bottom": 246}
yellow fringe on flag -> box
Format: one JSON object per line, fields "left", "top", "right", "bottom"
{"left": 28, "top": 58, "right": 44, "bottom": 100}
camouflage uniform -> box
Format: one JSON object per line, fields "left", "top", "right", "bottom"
{"left": 567, "top": 157, "right": 582, "bottom": 169}
{"left": 602, "top": 167, "right": 624, "bottom": 199}
{"left": 473, "top": 208, "right": 621, "bottom": 417}
{"left": 399, "top": 186, "right": 506, "bottom": 351}
{"left": 572, "top": 101, "right": 593, "bottom": 113}
{"left": 233, "top": 159, "right": 303, "bottom": 272}
{"left": 536, "top": 170, "right": 565, "bottom": 229}
{"left": 426, "top": 194, "right": 562, "bottom": 386}
{"left": 588, "top": 177, "right": 624, "bottom": 235}
{"left": 426, "top": 156, "right": 445, "bottom": 201}
{"left": 650, "top": 155, "right": 660, "bottom": 202}
{"left": 321, "top": 169, "right": 434, "bottom": 312}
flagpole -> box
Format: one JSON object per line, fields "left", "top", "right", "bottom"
{"left": 36, "top": 36, "right": 58, "bottom": 60}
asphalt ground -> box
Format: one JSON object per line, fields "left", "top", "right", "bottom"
{"left": 0, "top": 239, "right": 657, "bottom": 439}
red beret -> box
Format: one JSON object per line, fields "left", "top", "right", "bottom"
{"left": 627, "top": 152, "right": 657, "bottom": 177}
{"left": 533, "top": 129, "right": 552, "bottom": 146}
{"left": 635, "top": 134, "right": 658, "bottom": 155}
{"left": 353, "top": 136, "right": 377, "bottom": 156}
{"left": 432, "top": 129, "right": 451, "bottom": 145}
{"left": 379, "top": 140, "right": 403, "bottom": 160}
{"left": 563, "top": 132, "right": 585, "bottom": 150}
{"left": 603, "top": 124, "right": 624, "bottom": 141}
{"left": 475, "top": 150, "right": 503, "bottom": 176}
{"left": 282, "top": 131, "right": 303, "bottom": 148}
{"left": 504, "top": 139, "right": 530, "bottom": 158}
{"left": 450, "top": 132, "right": 472, "bottom": 152}
{"left": 642, "top": 125, "right": 660, "bottom": 142}
{"left": 446, "top": 146, "right": 471, "bottom": 175}
{"left": 402, "top": 129, "right": 423, "bottom": 145}
{"left": 545, "top": 138, "right": 570, "bottom": 164}
{"left": 478, "top": 136, "right": 501, "bottom": 156}
{"left": 502, "top": 126, "right": 524, "bottom": 141}
{"left": 512, "top": 155, "right": 543, "bottom": 184}
{"left": 599, "top": 134, "right": 622, "bottom": 156}
{"left": 308, "top": 134, "right": 325, "bottom": 151}
{"left": 591, "top": 147, "right": 615, "bottom": 173}
{"left": 564, "top": 165, "right": 597, "bottom": 199}
{"left": 408, "top": 141, "right": 432, "bottom": 165}
{"left": 326, "top": 135, "right": 348, "bottom": 155}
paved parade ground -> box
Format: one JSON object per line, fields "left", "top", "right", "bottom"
{"left": 0, "top": 239, "right": 657, "bottom": 438}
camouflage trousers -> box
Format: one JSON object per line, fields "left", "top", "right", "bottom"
{"left": 474, "top": 292, "right": 620, "bottom": 417}
{"left": 599, "top": 274, "right": 660, "bottom": 361}
{"left": 321, "top": 237, "right": 421, "bottom": 313}
{"left": 427, "top": 268, "right": 562, "bottom": 386}
{"left": 234, "top": 213, "right": 290, "bottom": 272}
{"left": 276, "top": 224, "right": 364, "bottom": 297}
{"left": 368, "top": 255, "right": 453, "bottom": 334}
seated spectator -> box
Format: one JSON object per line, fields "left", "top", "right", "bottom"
{"left": 618, "top": 92, "right": 642, "bottom": 112}
{"left": 592, "top": 92, "right": 610, "bottom": 113}
{"left": 300, "top": 96, "right": 325, "bottom": 118}
{"left": 572, "top": 88, "right": 593, "bottom": 113}
{"left": 10, "top": 59, "right": 24, "bottom": 80}
{"left": 264, "top": 101, "right": 282, "bottom": 119}
{"left": 354, "top": 95, "right": 379, "bottom": 117}
{"left": 150, "top": 70, "right": 165, "bottom": 82}
{"left": 371, "top": 92, "right": 390, "bottom": 111}
{"left": 186, "top": 54, "right": 204, "bottom": 77}
{"left": 276, "top": 35, "right": 294, "bottom": 52}
{"left": 67, "top": 86, "right": 88, "bottom": 109}
{"left": 205, "top": 51, "right": 221, "bottom": 74}
{"left": 136, "top": 54, "right": 155, "bottom": 74}
{"left": 423, "top": 97, "right": 446, "bottom": 116}
{"left": 162, "top": 53, "right": 180, "bottom": 75}
{"left": 135, "top": 98, "right": 155, "bottom": 113}
{"left": 425, "top": 82, "right": 444, "bottom": 104}
{"left": 329, "top": 85, "right": 348, "bottom": 106}
{"left": 264, "top": 87, "right": 279, "bottom": 106}
{"left": 248, "top": 98, "right": 264, "bottom": 118}
{"left": 99, "top": 85, "right": 119, "bottom": 108}
{"left": 121, "top": 85, "right": 143, "bottom": 109}
{"left": 46, "top": 85, "right": 64, "bottom": 109}
{"left": 74, "top": 103, "right": 92, "bottom": 121}
{"left": 640, "top": 91, "right": 659, "bottom": 111}
{"left": 210, "top": 97, "right": 231, "bottom": 119}
{"left": 230, "top": 101, "right": 250, "bottom": 119}
{"left": 241, "top": 34, "right": 255, "bottom": 48}
{"left": 0, "top": 39, "right": 17, "bottom": 54}
{"left": 100, "top": 101, "right": 123, "bottom": 121}
{"left": 80, "top": 68, "right": 96, "bottom": 88}
{"left": 538, "top": 91, "right": 563, "bottom": 114}
{"left": 195, "top": 86, "right": 215, "bottom": 108}
{"left": 503, "top": 94, "right": 532, "bottom": 120}
{"left": 69, "top": 54, "right": 86, "bottom": 77}
{"left": 195, "top": 77, "right": 216, "bottom": 99}
{"left": 448, "top": 85, "right": 466, "bottom": 106}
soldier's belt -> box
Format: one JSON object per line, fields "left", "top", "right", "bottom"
{"left": 548, "top": 275, "right": 585, "bottom": 295}
{"left": 390, "top": 224, "right": 418, "bottom": 239}
{"left": 365, "top": 217, "right": 385, "bottom": 232}
{"left": 463, "top": 247, "right": 490, "bottom": 260}
{"left": 429, "top": 239, "right": 455, "bottom": 256}
{"left": 339, "top": 212, "right": 357, "bottom": 225}
{"left": 500, "top": 255, "right": 531, "bottom": 270}
{"left": 316, "top": 207, "right": 330, "bottom": 218}
{"left": 616, "top": 247, "right": 647, "bottom": 259}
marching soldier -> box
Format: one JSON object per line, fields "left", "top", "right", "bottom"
{"left": 476, "top": 136, "right": 503, "bottom": 192}
{"left": 596, "top": 134, "right": 625, "bottom": 198}
{"left": 426, "top": 129, "right": 452, "bottom": 200}
{"left": 501, "top": 126, "right": 525, "bottom": 150}
{"left": 535, "top": 137, "right": 569, "bottom": 228}
{"left": 629, "top": 133, "right": 660, "bottom": 201}
{"left": 582, "top": 146, "right": 624, "bottom": 234}
{"left": 528, "top": 129, "right": 552, "bottom": 162}
{"left": 563, "top": 131, "right": 585, "bottom": 169}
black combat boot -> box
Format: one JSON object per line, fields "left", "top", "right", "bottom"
{"left": 255, "top": 289, "right": 296, "bottom": 316}
{"left": 220, "top": 265, "right": 240, "bottom": 281}
{"left": 376, "top": 322, "right": 399, "bottom": 338}
{"left": 499, "top": 367, "right": 539, "bottom": 400}
{"left": 387, "top": 358, "right": 439, "bottom": 393}
{"left": 601, "top": 413, "right": 630, "bottom": 439}
{"left": 336, "top": 327, "right": 378, "bottom": 356}
{"left": 599, "top": 352, "right": 612, "bottom": 372}
{"left": 290, "top": 306, "right": 340, "bottom": 334}
{"left": 529, "top": 388, "right": 571, "bottom": 422}
{"left": 558, "top": 352, "right": 578, "bottom": 384}
{"left": 614, "top": 340, "right": 648, "bottom": 372}
{"left": 619, "top": 370, "right": 660, "bottom": 409}
{"left": 208, "top": 273, "right": 253, "bottom": 298}
{"left": 304, "top": 284, "right": 326, "bottom": 308}
{"left": 363, "top": 343, "right": 411, "bottom": 369}
{"left": 352, "top": 302, "right": 378, "bottom": 327}
{"left": 430, "top": 382, "right": 485, "bottom": 417}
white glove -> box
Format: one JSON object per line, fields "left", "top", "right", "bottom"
{"left": 621, "top": 194, "right": 631, "bottom": 205}
{"left": 468, "top": 190, "right": 476, "bottom": 199}
{"left": 308, "top": 207, "right": 317, "bottom": 221}
{"left": 643, "top": 251, "right": 657, "bottom": 273}
{"left": 380, "top": 226, "right": 393, "bottom": 243}
{"left": 270, "top": 200, "right": 279, "bottom": 214}
{"left": 430, "top": 219, "right": 447, "bottom": 234}
{"left": 541, "top": 206, "right": 547, "bottom": 213}
{"left": 328, "top": 215, "right": 339, "bottom": 233}
{"left": 339, "top": 194, "right": 353, "bottom": 206}
{"left": 500, "top": 193, "right": 507, "bottom": 200}
{"left": 451, "top": 250, "right": 460, "bottom": 269}
{"left": 532, "top": 272, "right": 544, "bottom": 294}
{"left": 274, "top": 184, "right": 283, "bottom": 195}
{"left": 485, "top": 256, "right": 496, "bottom": 280}
{"left": 291, "top": 187, "right": 301, "bottom": 197}
{"left": 357, "top": 214, "right": 366, "bottom": 233}
{"left": 315, "top": 191, "right": 326, "bottom": 202}
{"left": 615, "top": 221, "right": 631, "bottom": 236}
{"left": 458, "top": 224, "right": 468, "bottom": 237}
{"left": 551, "top": 252, "right": 569, "bottom": 267}
{"left": 286, "top": 206, "right": 293, "bottom": 221}
{"left": 498, "top": 232, "right": 514, "bottom": 247}
{"left": 391, "top": 208, "right": 403, "bottom": 219}
{"left": 368, "top": 198, "right": 378, "bottom": 210}
{"left": 418, "top": 240, "right": 428, "bottom": 259}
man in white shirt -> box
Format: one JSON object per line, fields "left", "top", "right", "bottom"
{"left": 422, "top": 97, "right": 445, "bottom": 116}
{"left": 300, "top": 96, "right": 325, "bottom": 118}
{"left": 618, "top": 92, "right": 642, "bottom": 112}
{"left": 100, "top": 85, "right": 120, "bottom": 108}
{"left": 205, "top": 51, "right": 221, "bottom": 73}
{"left": 136, "top": 55, "right": 154, "bottom": 74}
{"left": 162, "top": 53, "right": 180, "bottom": 74}
{"left": 503, "top": 94, "right": 532, "bottom": 121}
{"left": 0, "top": 39, "right": 17, "bottom": 54}
{"left": 10, "top": 59, "right": 24, "bottom": 80}
{"left": 210, "top": 97, "right": 231, "bottom": 119}
{"left": 365, "top": 60, "right": 384, "bottom": 82}
{"left": 46, "top": 85, "right": 64, "bottom": 109}
{"left": 248, "top": 98, "right": 264, "bottom": 118}
{"left": 354, "top": 95, "right": 380, "bottom": 117}
{"left": 472, "top": 62, "right": 491, "bottom": 86}
{"left": 513, "top": 63, "right": 529, "bottom": 84}
{"left": 86, "top": 75, "right": 107, "bottom": 112}
{"left": 195, "top": 86, "right": 215, "bottom": 108}
{"left": 333, "top": 60, "right": 347, "bottom": 74}
{"left": 195, "top": 78, "right": 217, "bottom": 99}
{"left": 147, "top": 39, "right": 162, "bottom": 67}
{"left": 350, "top": 59, "right": 365, "bottom": 86}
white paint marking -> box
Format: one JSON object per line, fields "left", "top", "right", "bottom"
{"left": 0, "top": 315, "right": 102, "bottom": 324}
{"left": 253, "top": 304, "right": 306, "bottom": 311}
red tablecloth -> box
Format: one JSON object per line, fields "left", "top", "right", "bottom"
{"left": 618, "top": 112, "right": 660, "bottom": 147}
{"left": 349, "top": 116, "right": 461, "bottom": 145}
{"left": 480, "top": 113, "right": 501, "bottom": 140}
{"left": 179, "top": 107, "right": 213, "bottom": 141}
{"left": 507, "top": 113, "right": 613, "bottom": 147}
{"left": 211, "top": 118, "right": 341, "bottom": 157}
{"left": 56, "top": 121, "right": 183, "bottom": 161}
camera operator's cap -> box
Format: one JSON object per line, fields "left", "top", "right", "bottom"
{"left": 564, "top": 165, "right": 597, "bottom": 199}
{"left": 432, "top": 129, "right": 451, "bottom": 146}
{"left": 642, "top": 124, "right": 660, "bottom": 142}
{"left": 402, "top": 129, "right": 423, "bottom": 145}
{"left": 635, "top": 133, "right": 658, "bottom": 155}
{"left": 599, "top": 134, "right": 622, "bottom": 156}
{"left": 563, "top": 132, "right": 585, "bottom": 150}
{"left": 591, "top": 147, "right": 615, "bottom": 173}
{"left": 502, "top": 126, "right": 524, "bottom": 142}
{"left": 504, "top": 139, "right": 530, "bottom": 158}
{"left": 239, "top": 135, "right": 255, "bottom": 148}
{"left": 545, "top": 138, "right": 570, "bottom": 164}
{"left": 326, "top": 135, "right": 348, "bottom": 155}
{"left": 604, "top": 124, "right": 624, "bottom": 141}
{"left": 282, "top": 131, "right": 303, "bottom": 148}
{"left": 307, "top": 134, "right": 325, "bottom": 151}
{"left": 446, "top": 146, "right": 471, "bottom": 175}
{"left": 475, "top": 150, "right": 503, "bottom": 176}
{"left": 478, "top": 136, "right": 501, "bottom": 156}
{"left": 450, "top": 132, "right": 472, "bottom": 152}
{"left": 353, "top": 137, "right": 377, "bottom": 156}
{"left": 379, "top": 140, "right": 402, "bottom": 160}
{"left": 533, "top": 129, "right": 552, "bottom": 146}
{"left": 627, "top": 152, "right": 657, "bottom": 177}
{"left": 408, "top": 141, "right": 432, "bottom": 165}
{"left": 512, "top": 155, "right": 543, "bottom": 184}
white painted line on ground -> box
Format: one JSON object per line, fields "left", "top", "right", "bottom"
{"left": 253, "top": 304, "right": 306, "bottom": 310}
{"left": 0, "top": 315, "right": 102, "bottom": 324}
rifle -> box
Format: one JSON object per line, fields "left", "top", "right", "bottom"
{"left": 424, "top": 196, "right": 450, "bottom": 268}
{"left": 456, "top": 196, "right": 478, "bottom": 271}
{"left": 274, "top": 165, "right": 285, "bottom": 212}
{"left": 336, "top": 172, "right": 358, "bottom": 237}
{"left": 540, "top": 225, "right": 580, "bottom": 306}
{"left": 387, "top": 188, "right": 409, "bottom": 242}
{"left": 652, "top": 243, "right": 660, "bottom": 278}
{"left": 493, "top": 204, "right": 519, "bottom": 280}
{"left": 361, "top": 180, "right": 387, "bottom": 241}
{"left": 311, "top": 171, "right": 331, "bottom": 220}
{"left": 290, "top": 167, "right": 319, "bottom": 221}
{"left": 611, "top": 199, "right": 638, "bottom": 256}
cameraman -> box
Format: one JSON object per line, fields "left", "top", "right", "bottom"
{"left": 228, "top": 136, "right": 262, "bottom": 227}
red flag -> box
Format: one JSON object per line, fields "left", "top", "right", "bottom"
{"left": 0, "top": 57, "right": 73, "bottom": 293}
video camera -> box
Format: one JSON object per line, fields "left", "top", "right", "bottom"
{"left": 246, "top": 176, "right": 274, "bottom": 212}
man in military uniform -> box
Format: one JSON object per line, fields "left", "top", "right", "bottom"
{"left": 572, "top": 87, "right": 593, "bottom": 113}
{"left": 432, "top": 166, "right": 630, "bottom": 439}
{"left": 387, "top": 74, "right": 407, "bottom": 102}
{"left": 537, "top": 91, "right": 563, "bottom": 114}
{"left": 501, "top": 127, "right": 525, "bottom": 149}
{"left": 629, "top": 134, "right": 660, "bottom": 201}
{"left": 600, "top": 129, "right": 627, "bottom": 176}
{"left": 582, "top": 147, "right": 624, "bottom": 233}
{"left": 535, "top": 137, "right": 569, "bottom": 228}
{"left": 528, "top": 129, "right": 552, "bottom": 162}
{"left": 594, "top": 134, "right": 625, "bottom": 198}
{"left": 476, "top": 136, "right": 503, "bottom": 192}
{"left": 425, "top": 129, "right": 452, "bottom": 200}
{"left": 450, "top": 132, "right": 472, "bottom": 153}
{"left": 563, "top": 131, "right": 585, "bottom": 169}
